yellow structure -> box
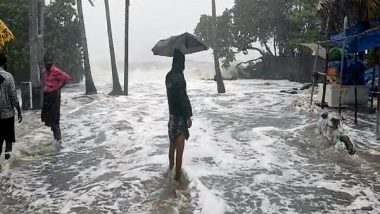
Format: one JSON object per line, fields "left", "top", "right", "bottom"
{"left": 0, "top": 19, "right": 15, "bottom": 50}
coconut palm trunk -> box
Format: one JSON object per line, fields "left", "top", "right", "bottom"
{"left": 211, "top": 0, "right": 226, "bottom": 93}
{"left": 104, "top": 0, "right": 123, "bottom": 95}
{"left": 77, "top": 0, "right": 97, "bottom": 95}
{"left": 124, "top": 0, "right": 130, "bottom": 95}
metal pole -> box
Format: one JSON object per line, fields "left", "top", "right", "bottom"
{"left": 354, "top": 55, "right": 358, "bottom": 124}
{"left": 211, "top": 0, "right": 226, "bottom": 93}
{"left": 371, "top": 65, "right": 375, "bottom": 110}
{"left": 310, "top": 45, "right": 320, "bottom": 105}
{"left": 338, "top": 16, "right": 348, "bottom": 114}
{"left": 124, "top": 0, "right": 130, "bottom": 95}
{"left": 376, "top": 48, "right": 380, "bottom": 139}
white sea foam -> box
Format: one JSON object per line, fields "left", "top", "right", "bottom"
{"left": 0, "top": 79, "right": 379, "bottom": 213}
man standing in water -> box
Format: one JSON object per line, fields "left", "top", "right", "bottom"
{"left": 0, "top": 54, "right": 22, "bottom": 162}
{"left": 166, "top": 49, "right": 193, "bottom": 181}
{"left": 41, "top": 53, "right": 71, "bottom": 144}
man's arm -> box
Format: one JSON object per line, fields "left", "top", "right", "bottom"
{"left": 58, "top": 69, "right": 71, "bottom": 90}
{"left": 8, "top": 77, "right": 22, "bottom": 123}
{"left": 176, "top": 76, "right": 193, "bottom": 127}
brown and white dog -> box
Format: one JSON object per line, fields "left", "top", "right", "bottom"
{"left": 316, "top": 112, "right": 356, "bottom": 155}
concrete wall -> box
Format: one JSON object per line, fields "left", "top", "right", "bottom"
{"left": 237, "top": 56, "right": 325, "bottom": 83}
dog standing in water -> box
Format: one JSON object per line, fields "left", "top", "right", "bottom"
{"left": 316, "top": 112, "right": 356, "bottom": 155}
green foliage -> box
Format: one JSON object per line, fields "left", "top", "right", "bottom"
{"left": 194, "top": 0, "right": 321, "bottom": 69}
{"left": 318, "top": 0, "right": 380, "bottom": 33}
{"left": 45, "top": 0, "right": 84, "bottom": 83}
{"left": 195, "top": 11, "right": 236, "bottom": 69}
{"left": 328, "top": 47, "right": 342, "bottom": 61}
{"left": 0, "top": 0, "right": 30, "bottom": 82}
{"left": 0, "top": 0, "right": 84, "bottom": 83}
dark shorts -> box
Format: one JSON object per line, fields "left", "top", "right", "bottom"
{"left": 0, "top": 117, "right": 15, "bottom": 143}
{"left": 168, "top": 115, "right": 189, "bottom": 142}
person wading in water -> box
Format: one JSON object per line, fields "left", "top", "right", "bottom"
{"left": 0, "top": 54, "right": 22, "bottom": 163}
{"left": 41, "top": 53, "right": 71, "bottom": 144}
{"left": 166, "top": 49, "right": 193, "bottom": 181}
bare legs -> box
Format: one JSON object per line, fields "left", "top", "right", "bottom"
{"left": 0, "top": 140, "right": 12, "bottom": 160}
{"left": 168, "top": 135, "right": 185, "bottom": 181}
{"left": 169, "top": 141, "right": 175, "bottom": 170}
{"left": 51, "top": 124, "right": 61, "bottom": 142}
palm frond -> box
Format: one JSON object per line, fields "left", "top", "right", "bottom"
{"left": 318, "top": 0, "right": 380, "bottom": 33}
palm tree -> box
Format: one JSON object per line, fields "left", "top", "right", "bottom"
{"left": 77, "top": 0, "right": 97, "bottom": 95}
{"left": 318, "top": 0, "right": 380, "bottom": 33}
{"left": 104, "top": 0, "right": 123, "bottom": 95}
{"left": 211, "top": 0, "right": 226, "bottom": 93}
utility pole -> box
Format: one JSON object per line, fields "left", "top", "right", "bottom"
{"left": 29, "top": 0, "right": 39, "bottom": 87}
{"left": 211, "top": 0, "right": 226, "bottom": 93}
{"left": 124, "top": 0, "right": 130, "bottom": 95}
{"left": 28, "top": 0, "right": 44, "bottom": 109}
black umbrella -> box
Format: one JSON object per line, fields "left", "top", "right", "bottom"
{"left": 152, "top": 32, "right": 208, "bottom": 57}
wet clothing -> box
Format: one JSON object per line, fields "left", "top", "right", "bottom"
{"left": 0, "top": 67, "right": 19, "bottom": 119}
{"left": 42, "top": 65, "right": 71, "bottom": 92}
{"left": 41, "top": 65, "right": 69, "bottom": 141}
{"left": 41, "top": 90, "right": 61, "bottom": 127}
{"left": 166, "top": 50, "right": 192, "bottom": 141}
{"left": 168, "top": 115, "right": 190, "bottom": 141}
{"left": 0, "top": 116, "right": 15, "bottom": 143}
{"left": 0, "top": 67, "right": 19, "bottom": 160}
{"left": 51, "top": 124, "right": 61, "bottom": 141}
{"left": 165, "top": 71, "right": 192, "bottom": 119}
{"left": 0, "top": 140, "right": 12, "bottom": 160}
{"left": 0, "top": 117, "right": 14, "bottom": 160}
{"left": 41, "top": 90, "right": 61, "bottom": 141}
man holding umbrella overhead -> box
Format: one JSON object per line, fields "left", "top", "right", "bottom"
{"left": 152, "top": 32, "right": 208, "bottom": 181}
{"left": 166, "top": 49, "right": 193, "bottom": 181}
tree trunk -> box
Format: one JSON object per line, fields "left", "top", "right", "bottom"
{"left": 77, "top": 0, "right": 97, "bottom": 95}
{"left": 104, "top": 0, "right": 123, "bottom": 95}
{"left": 273, "top": 36, "right": 277, "bottom": 57}
{"left": 124, "top": 0, "right": 129, "bottom": 96}
{"left": 263, "top": 42, "right": 274, "bottom": 56}
{"left": 211, "top": 0, "right": 225, "bottom": 93}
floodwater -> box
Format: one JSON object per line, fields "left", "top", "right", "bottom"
{"left": 0, "top": 80, "right": 379, "bottom": 213}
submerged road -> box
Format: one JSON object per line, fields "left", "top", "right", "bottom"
{"left": 0, "top": 80, "right": 379, "bottom": 213}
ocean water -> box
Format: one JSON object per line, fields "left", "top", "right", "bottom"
{"left": 0, "top": 79, "right": 379, "bottom": 213}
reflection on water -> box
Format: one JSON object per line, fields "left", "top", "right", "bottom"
{"left": 0, "top": 80, "right": 379, "bottom": 213}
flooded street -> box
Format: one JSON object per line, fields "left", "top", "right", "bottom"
{"left": 1, "top": 80, "right": 380, "bottom": 213}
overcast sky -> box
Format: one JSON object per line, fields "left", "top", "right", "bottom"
{"left": 82, "top": 0, "right": 235, "bottom": 65}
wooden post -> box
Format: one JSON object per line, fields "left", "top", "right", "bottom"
{"left": 124, "top": 0, "right": 130, "bottom": 95}
{"left": 310, "top": 45, "right": 320, "bottom": 105}
{"left": 321, "top": 48, "right": 329, "bottom": 109}
{"left": 338, "top": 17, "right": 348, "bottom": 114}
{"left": 211, "top": 0, "right": 226, "bottom": 93}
